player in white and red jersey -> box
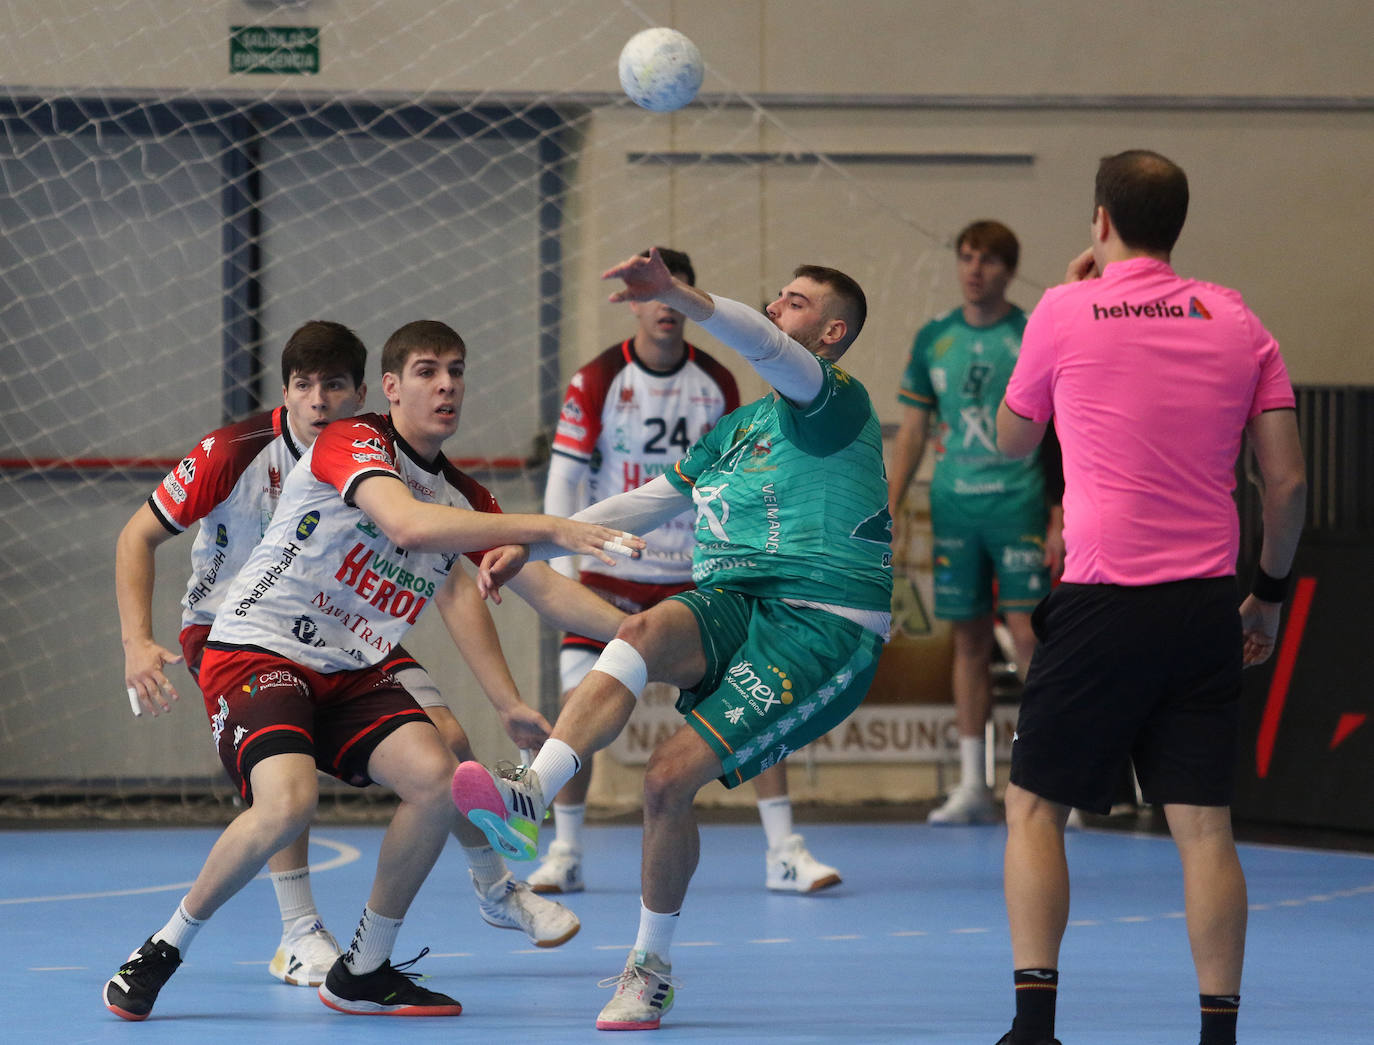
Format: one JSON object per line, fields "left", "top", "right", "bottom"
{"left": 116, "top": 321, "right": 370, "bottom": 987}
{"left": 528, "top": 247, "right": 844, "bottom": 898}
{"left": 105, "top": 320, "right": 642, "bottom": 1022}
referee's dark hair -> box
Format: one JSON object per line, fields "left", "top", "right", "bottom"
{"left": 1094, "top": 149, "right": 1189, "bottom": 255}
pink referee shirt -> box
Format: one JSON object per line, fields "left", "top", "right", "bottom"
{"left": 1003, "top": 257, "right": 1294, "bottom": 586}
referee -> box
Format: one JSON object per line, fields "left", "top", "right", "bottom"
{"left": 992, "top": 149, "right": 1306, "bottom": 1045}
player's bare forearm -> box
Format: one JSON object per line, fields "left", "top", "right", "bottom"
{"left": 507, "top": 562, "right": 627, "bottom": 641}
{"left": 435, "top": 570, "right": 527, "bottom": 722}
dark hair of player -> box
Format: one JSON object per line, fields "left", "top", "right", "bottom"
{"left": 381, "top": 320, "right": 467, "bottom": 377}
{"left": 280, "top": 320, "right": 367, "bottom": 388}
{"left": 792, "top": 264, "right": 868, "bottom": 352}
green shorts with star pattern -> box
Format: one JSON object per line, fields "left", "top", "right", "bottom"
{"left": 668, "top": 587, "right": 884, "bottom": 788}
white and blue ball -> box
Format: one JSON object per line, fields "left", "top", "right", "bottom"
{"left": 617, "top": 27, "right": 704, "bottom": 112}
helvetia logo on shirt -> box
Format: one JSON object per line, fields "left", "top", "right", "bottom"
{"left": 1091, "top": 296, "right": 1211, "bottom": 320}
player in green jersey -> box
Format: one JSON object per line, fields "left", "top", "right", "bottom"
{"left": 888, "top": 220, "right": 1064, "bottom": 825}
{"left": 452, "top": 249, "right": 892, "bottom": 1031}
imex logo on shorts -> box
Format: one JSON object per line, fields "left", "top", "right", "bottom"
{"left": 1092, "top": 296, "right": 1211, "bottom": 320}
{"left": 725, "top": 660, "right": 793, "bottom": 715}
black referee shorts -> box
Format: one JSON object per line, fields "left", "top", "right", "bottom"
{"left": 1010, "top": 577, "right": 1242, "bottom": 813}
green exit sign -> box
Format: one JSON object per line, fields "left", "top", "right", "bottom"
{"left": 229, "top": 26, "right": 320, "bottom": 75}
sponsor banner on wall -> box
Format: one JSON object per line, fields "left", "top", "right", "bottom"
{"left": 605, "top": 683, "right": 1018, "bottom": 765}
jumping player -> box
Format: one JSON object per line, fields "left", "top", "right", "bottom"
{"left": 104, "top": 320, "right": 642, "bottom": 1021}
{"left": 454, "top": 251, "right": 892, "bottom": 1030}
{"left": 529, "top": 246, "right": 842, "bottom": 897}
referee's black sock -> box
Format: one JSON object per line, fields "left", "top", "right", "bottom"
{"left": 1198, "top": 992, "right": 1240, "bottom": 1045}
{"left": 1012, "top": 968, "right": 1058, "bottom": 1044}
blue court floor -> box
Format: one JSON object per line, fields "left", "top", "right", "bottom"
{"left": 4, "top": 819, "right": 1371, "bottom": 1043}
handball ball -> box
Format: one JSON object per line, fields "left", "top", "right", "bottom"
{"left": 618, "top": 27, "right": 704, "bottom": 112}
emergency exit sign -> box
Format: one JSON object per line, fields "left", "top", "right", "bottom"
{"left": 230, "top": 26, "right": 320, "bottom": 74}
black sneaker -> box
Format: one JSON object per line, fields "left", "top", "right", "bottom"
{"left": 103, "top": 936, "right": 182, "bottom": 1021}
{"left": 318, "top": 948, "right": 462, "bottom": 1016}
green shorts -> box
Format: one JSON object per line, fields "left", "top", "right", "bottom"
{"left": 930, "top": 497, "right": 1049, "bottom": 620}
{"left": 668, "top": 587, "right": 884, "bottom": 788}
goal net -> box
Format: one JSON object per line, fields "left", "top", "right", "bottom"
{"left": 0, "top": 0, "right": 974, "bottom": 814}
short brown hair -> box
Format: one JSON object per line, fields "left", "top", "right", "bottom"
{"left": 381, "top": 320, "right": 466, "bottom": 377}
{"left": 279, "top": 320, "right": 366, "bottom": 388}
{"left": 956, "top": 220, "right": 1019, "bottom": 272}
{"left": 793, "top": 264, "right": 867, "bottom": 353}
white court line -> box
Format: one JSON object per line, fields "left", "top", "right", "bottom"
{"left": 0, "top": 834, "right": 360, "bottom": 905}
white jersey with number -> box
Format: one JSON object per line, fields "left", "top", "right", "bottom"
{"left": 206, "top": 412, "right": 499, "bottom": 674}
{"left": 551, "top": 338, "right": 738, "bottom": 584}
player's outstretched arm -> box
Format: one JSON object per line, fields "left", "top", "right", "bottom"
{"left": 603, "top": 249, "right": 823, "bottom": 407}
{"left": 114, "top": 503, "right": 184, "bottom": 716}
{"left": 353, "top": 473, "right": 643, "bottom": 565}
{"left": 522, "top": 475, "right": 689, "bottom": 564}
{"left": 505, "top": 562, "right": 629, "bottom": 641}
{"left": 434, "top": 568, "right": 552, "bottom": 752}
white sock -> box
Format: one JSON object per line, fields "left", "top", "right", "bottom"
{"left": 343, "top": 906, "right": 402, "bottom": 976}
{"left": 960, "top": 735, "right": 988, "bottom": 791}
{"left": 632, "top": 900, "right": 680, "bottom": 963}
{"left": 153, "top": 899, "right": 205, "bottom": 955}
{"left": 270, "top": 867, "right": 319, "bottom": 925}
{"left": 552, "top": 802, "right": 587, "bottom": 851}
{"left": 530, "top": 739, "right": 582, "bottom": 807}
{"left": 756, "top": 796, "right": 794, "bottom": 851}
{"left": 463, "top": 844, "right": 507, "bottom": 892}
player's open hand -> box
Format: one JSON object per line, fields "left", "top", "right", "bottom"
{"left": 554, "top": 519, "right": 644, "bottom": 567}
{"left": 124, "top": 639, "right": 183, "bottom": 717}
{"left": 603, "top": 247, "right": 674, "bottom": 303}
{"left": 1239, "top": 594, "right": 1281, "bottom": 666}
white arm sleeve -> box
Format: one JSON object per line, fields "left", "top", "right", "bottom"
{"left": 525, "top": 475, "right": 690, "bottom": 562}
{"left": 542, "top": 453, "right": 588, "bottom": 579}
{"left": 698, "top": 294, "right": 824, "bottom": 407}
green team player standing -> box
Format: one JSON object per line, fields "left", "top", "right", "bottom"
{"left": 452, "top": 248, "right": 892, "bottom": 1032}
{"left": 888, "top": 220, "right": 1064, "bottom": 825}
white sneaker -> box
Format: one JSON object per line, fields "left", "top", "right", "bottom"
{"left": 927, "top": 786, "right": 998, "bottom": 825}
{"left": 526, "top": 839, "right": 584, "bottom": 894}
{"left": 765, "top": 833, "right": 842, "bottom": 893}
{"left": 595, "top": 949, "right": 678, "bottom": 1030}
{"left": 451, "top": 761, "right": 545, "bottom": 861}
{"left": 473, "top": 870, "right": 579, "bottom": 948}
{"left": 268, "top": 914, "right": 341, "bottom": 987}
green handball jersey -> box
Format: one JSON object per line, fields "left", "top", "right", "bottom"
{"left": 665, "top": 359, "right": 892, "bottom": 613}
{"left": 899, "top": 305, "right": 1044, "bottom": 519}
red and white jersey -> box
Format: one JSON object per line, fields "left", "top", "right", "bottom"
{"left": 147, "top": 407, "right": 306, "bottom": 630}
{"left": 207, "top": 412, "right": 500, "bottom": 674}
{"left": 551, "top": 339, "right": 738, "bottom": 583}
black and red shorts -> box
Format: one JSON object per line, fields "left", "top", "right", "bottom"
{"left": 197, "top": 645, "right": 432, "bottom": 802}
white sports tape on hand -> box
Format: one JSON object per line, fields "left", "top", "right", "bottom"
{"left": 602, "top": 534, "right": 640, "bottom": 559}
{"left": 127, "top": 686, "right": 142, "bottom": 717}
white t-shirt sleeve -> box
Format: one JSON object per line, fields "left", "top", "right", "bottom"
{"left": 698, "top": 294, "right": 824, "bottom": 407}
